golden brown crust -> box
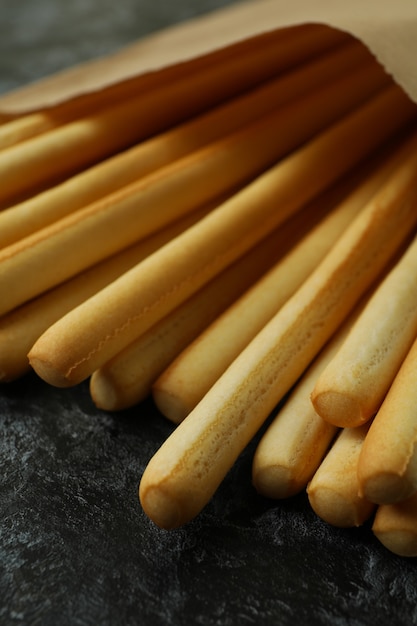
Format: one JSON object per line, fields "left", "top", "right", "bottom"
{"left": 373, "top": 493, "right": 417, "bottom": 557}
{"left": 358, "top": 335, "right": 417, "bottom": 503}
{"left": 307, "top": 425, "right": 375, "bottom": 527}
{"left": 312, "top": 211, "right": 417, "bottom": 428}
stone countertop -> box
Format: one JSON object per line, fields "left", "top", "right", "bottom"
{"left": 1, "top": 2, "right": 417, "bottom": 625}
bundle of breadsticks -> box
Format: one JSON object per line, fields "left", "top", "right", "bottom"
{"left": 3, "top": 18, "right": 417, "bottom": 559}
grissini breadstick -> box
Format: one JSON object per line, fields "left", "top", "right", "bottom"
{"left": 0, "top": 202, "right": 215, "bottom": 382}
{"left": 0, "top": 40, "right": 372, "bottom": 248}
{"left": 0, "top": 97, "right": 98, "bottom": 153}
{"left": 138, "top": 138, "right": 417, "bottom": 529}
{"left": 372, "top": 493, "right": 417, "bottom": 557}
{"left": 0, "top": 65, "right": 390, "bottom": 316}
{"left": 357, "top": 334, "right": 417, "bottom": 504}
{"left": 251, "top": 299, "right": 371, "bottom": 500}
{"left": 152, "top": 143, "right": 407, "bottom": 424}
{"left": 89, "top": 199, "right": 335, "bottom": 410}
{"left": 0, "top": 23, "right": 350, "bottom": 205}
{"left": 0, "top": 112, "right": 62, "bottom": 151}
{"left": 307, "top": 424, "right": 375, "bottom": 528}
{"left": 0, "top": 74, "right": 143, "bottom": 151}
{"left": 28, "top": 85, "right": 417, "bottom": 390}
{"left": 311, "top": 232, "right": 417, "bottom": 430}
{"left": 89, "top": 212, "right": 314, "bottom": 411}
{"left": 0, "top": 73, "right": 163, "bottom": 153}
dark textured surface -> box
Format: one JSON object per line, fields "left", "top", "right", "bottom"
{"left": 2, "top": 374, "right": 417, "bottom": 626}
{"left": 1, "top": 2, "right": 417, "bottom": 625}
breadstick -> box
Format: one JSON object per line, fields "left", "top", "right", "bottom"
{"left": 0, "top": 73, "right": 168, "bottom": 153}
{"left": 0, "top": 65, "right": 390, "bottom": 316}
{"left": 0, "top": 77, "right": 137, "bottom": 152}
{"left": 357, "top": 335, "right": 417, "bottom": 504}
{"left": 0, "top": 112, "right": 61, "bottom": 151}
{"left": 307, "top": 424, "right": 375, "bottom": 528}
{"left": 152, "top": 143, "right": 407, "bottom": 424}
{"left": 0, "top": 24, "right": 350, "bottom": 205}
{"left": 28, "top": 85, "right": 417, "bottom": 390}
{"left": 0, "top": 98, "right": 96, "bottom": 153}
{"left": 138, "top": 135, "right": 417, "bottom": 529}
{"left": 372, "top": 493, "right": 417, "bottom": 557}
{"left": 0, "top": 40, "right": 372, "bottom": 248}
{"left": 251, "top": 297, "right": 372, "bottom": 500}
{"left": 311, "top": 233, "right": 417, "bottom": 430}
{"left": 89, "top": 213, "right": 312, "bottom": 410}
{"left": 0, "top": 202, "right": 214, "bottom": 382}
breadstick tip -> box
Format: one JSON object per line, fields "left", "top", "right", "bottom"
{"left": 307, "top": 484, "right": 372, "bottom": 528}
{"left": 358, "top": 471, "right": 416, "bottom": 505}
{"left": 152, "top": 385, "right": 191, "bottom": 424}
{"left": 373, "top": 496, "right": 417, "bottom": 557}
{"left": 28, "top": 351, "right": 74, "bottom": 388}
{"left": 252, "top": 465, "right": 302, "bottom": 499}
{"left": 139, "top": 480, "right": 183, "bottom": 530}
{"left": 90, "top": 371, "right": 119, "bottom": 411}
{"left": 310, "top": 388, "right": 368, "bottom": 428}
{"left": 373, "top": 528, "right": 417, "bottom": 558}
